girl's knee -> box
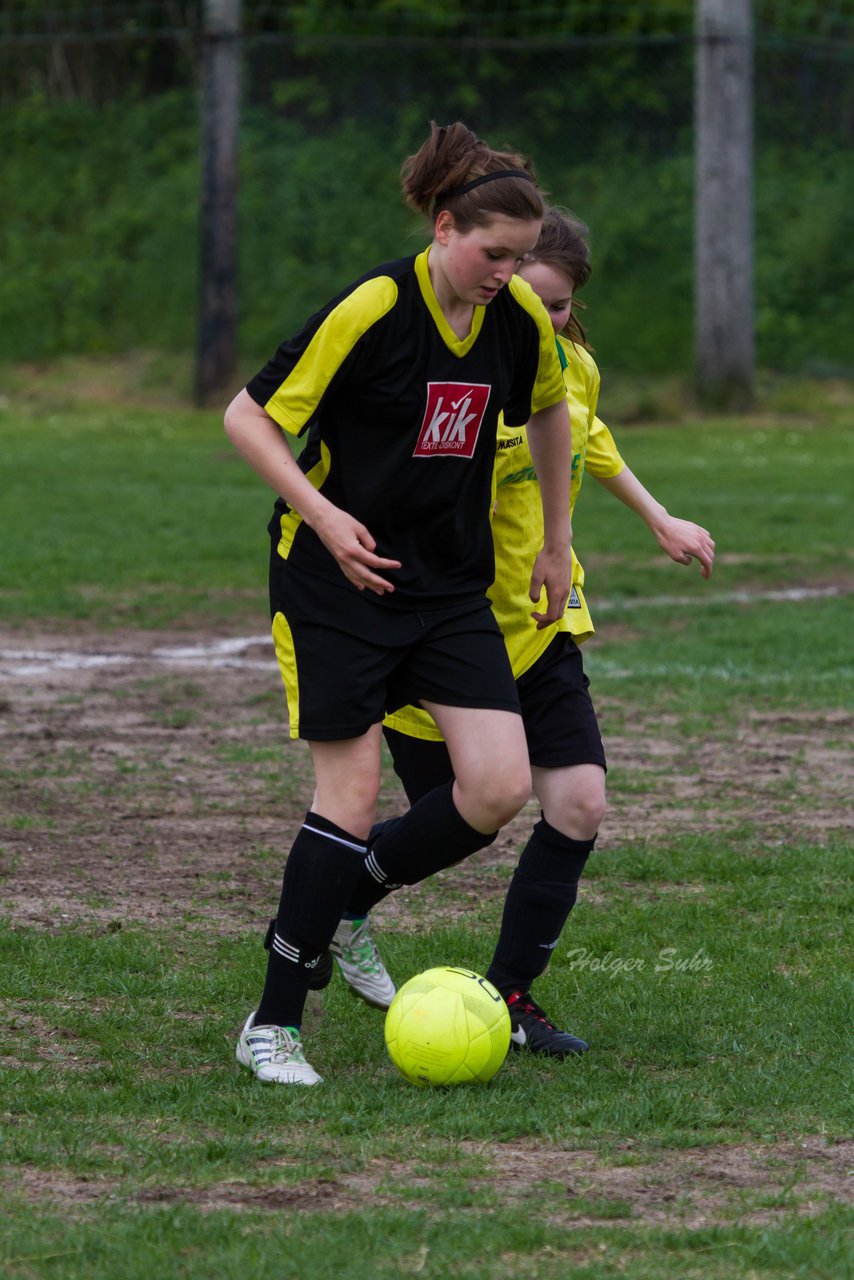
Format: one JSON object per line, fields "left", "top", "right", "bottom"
{"left": 545, "top": 785, "right": 606, "bottom": 842}
{"left": 313, "top": 769, "right": 381, "bottom": 837}
{"left": 577, "top": 790, "right": 606, "bottom": 834}
{"left": 457, "top": 762, "right": 532, "bottom": 830}
{"left": 493, "top": 766, "right": 533, "bottom": 824}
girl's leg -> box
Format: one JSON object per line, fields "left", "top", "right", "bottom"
{"left": 346, "top": 706, "right": 530, "bottom": 917}
{"left": 426, "top": 703, "right": 531, "bottom": 833}
{"left": 534, "top": 761, "right": 606, "bottom": 843}
{"left": 310, "top": 729, "right": 384, "bottom": 838}
{"left": 254, "top": 727, "right": 383, "bottom": 1032}
{"left": 382, "top": 726, "right": 454, "bottom": 806}
{"left": 485, "top": 763, "right": 605, "bottom": 1036}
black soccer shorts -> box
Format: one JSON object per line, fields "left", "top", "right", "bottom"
{"left": 383, "top": 630, "right": 606, "bottom": 804}
{"left": 270, "top": 557, "right": 521, "bottom": 741}
{"left": 515, "top": 631, "right": 607, "bottom": 770}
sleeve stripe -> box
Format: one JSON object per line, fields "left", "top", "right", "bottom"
{"left": 508, "top": 275, "right": 566, "bottom": 414}
{"left": 264, "top": 276, "right": 399, "bottom": 433}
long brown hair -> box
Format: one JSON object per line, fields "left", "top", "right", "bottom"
{"left": 525, "top": 206, "right": 593, "bottom": 349}
{"left": 401, "top": 121, "right": 545, "bottom": 230}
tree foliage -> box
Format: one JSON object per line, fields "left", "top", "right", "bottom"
{"left": 1, "top": 2, "right": 852, "bottom": 374}
{"left": 2, "top": 93, "right": 853, "bottom": 376}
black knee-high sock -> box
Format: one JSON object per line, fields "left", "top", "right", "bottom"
{"left": 255, "top": 813, "right": 367, "bottom": 1030}
{"left": 485, "top": 817, "right": 595, "bottom": 997}
{"left": 346, "top": 782, "right": 497, "bottom": 918}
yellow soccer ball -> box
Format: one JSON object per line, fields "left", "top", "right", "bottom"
{"left": 384, "top": 966, "right": 511, "bottom": 1087}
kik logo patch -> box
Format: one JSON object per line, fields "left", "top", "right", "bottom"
{"left": 413, "top": 382, "right": 490, "bottom": 459}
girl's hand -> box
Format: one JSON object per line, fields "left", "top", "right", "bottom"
{"left": 529, "top": 542, "right": 572, "bottom": 629}
{"left": 222, "top": 391, "right": 401, "bottom": 595}
{"left": 654, "top": 516, "right": 715, "bottom": 579}
{"left": 313, "top": 507, "right": 401, "bottom": 594}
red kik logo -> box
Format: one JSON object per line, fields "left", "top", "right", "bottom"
{"left": 413, "top": 383, "right": 491, "bottom": 459}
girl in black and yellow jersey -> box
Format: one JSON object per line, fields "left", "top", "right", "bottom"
{"left": 224, "top": 123, "right": 575, "bottom": 1085}
{"left": 381, "top": 208, "right": 716, "bottom": 1057}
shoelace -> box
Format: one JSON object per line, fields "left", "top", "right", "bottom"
{"left": 508, "top": 994, "right": 555, "bottom": 1028}
{"left": 269, "top": 1028, "right": 306, "bottom": 1064}
{"left": 348, "top": 924, "right": 382, "bottom": 973}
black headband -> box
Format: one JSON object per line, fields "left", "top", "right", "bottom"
{"left": 440, "top": 169, "right": 536, "bottom": 200}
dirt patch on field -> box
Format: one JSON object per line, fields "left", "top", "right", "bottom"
{"left": 9, "top": 1136, "right": 851, "bottom": 1227}
{"left": 0, "top": 626, "right": 850, "bottom": 931}
{"left": 478, "top": 1135, "right": 854, "bottom": 1227}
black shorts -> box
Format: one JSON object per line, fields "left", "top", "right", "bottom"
{"left": 384, "top": 631, "right": 606, "bottom": 804}
{"left": 270, "top": 557, "right": 520, "bottom": 741}
{"left": 516, "top": 631, "right": 606, "bottom": 770}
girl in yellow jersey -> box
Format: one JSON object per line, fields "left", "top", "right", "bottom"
{"left": 375, "top": 207, "right": 715, "bottom": 1057}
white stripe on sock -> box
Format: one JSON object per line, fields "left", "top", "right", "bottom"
{"left": 303, "top": 823, "right": 367, "bottom": 855}
{"left": 365, "top": 850, "right": 387, "bottom": 885}
{"left": 271, "top": 933, "right": 300, "bottom": 963}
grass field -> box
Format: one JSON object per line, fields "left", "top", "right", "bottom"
{"left": 1, "top": 366, "right": 852, "bottom": 1278}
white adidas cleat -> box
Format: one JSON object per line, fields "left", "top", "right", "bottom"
{"left": 330, "top": 917, "right": 396, "bottom": 1010}
{"left": 236, "top": 1013, "right": 322, "bottom": 1085}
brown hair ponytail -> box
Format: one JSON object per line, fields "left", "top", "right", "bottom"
{"left": 401, "top": 121, "right": 545, "bottom": 230}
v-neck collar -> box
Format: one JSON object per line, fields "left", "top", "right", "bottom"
{"left": 415, "top": 247, "right": 485, "bottom": 357}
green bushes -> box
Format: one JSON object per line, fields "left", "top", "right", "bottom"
{"left": 2, "top": 95, "right": 852, "bottom": 376}
{"left": 1, "top": 94, "right": 199, "bottom": 360}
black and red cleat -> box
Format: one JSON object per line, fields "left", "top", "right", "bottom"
{"left": 506, "top": 990, "right": 589, "bottom": 1057}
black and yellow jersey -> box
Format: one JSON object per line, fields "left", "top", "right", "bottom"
{"left": 384, "top": 336, "right": 626, "bottom": 744}
{"left": 247, "top": 247, "right": 564, "bottom": 608}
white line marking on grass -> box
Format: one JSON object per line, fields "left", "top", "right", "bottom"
{"left": 0, "top": 585, "right": 849, "bottom": 680}
{"left": 151, "top": 636, "right": 272, "bottom": 661}
{"left": 587, "top": 659, "right": 853, "bottom": 685}
{"left": 594, "top": 584, "right": 848, "bottom": 613}
{"left": 0, "top": 635, "right": 273, "bottom": 679}
{"left": 0, "top": 652, "right": 133, "bottom": 678}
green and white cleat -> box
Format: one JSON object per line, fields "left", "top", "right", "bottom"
{"left": 236, "top": 1013, "right": 322, "bottom": 1085}
{"left": 330, "top": 917, "right": 396, "bottom": 1010}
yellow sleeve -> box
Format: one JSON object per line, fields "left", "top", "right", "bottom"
{"left": 261, "top": 276, "right": 398, "bottom": 435}
{"left": 584, "top": 415, "right": 625, "bottom": 480}
{"left": 508, "top": 275, "right": 566, "bottom": 414}
{"left": 583, "top": 348, "right": 601, "bottom": 425}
